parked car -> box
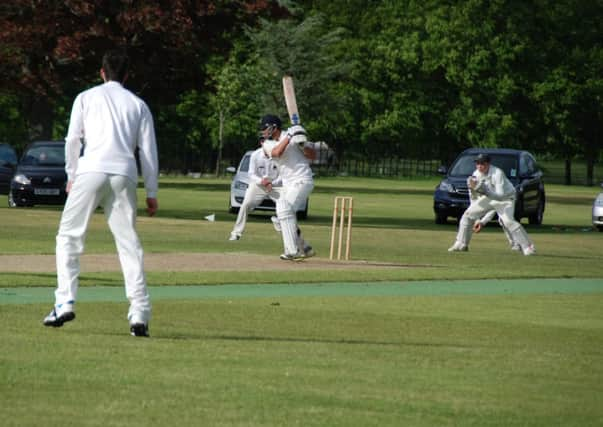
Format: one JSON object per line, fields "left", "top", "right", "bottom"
{"left": 433, "top": 148, "right": 546, "bottom": 225}
{"left": 9, "top": 140, "right": 68, "bottom": 208}
{"left": 226, "top": 150, "right": 309, "bottom": 219}
{"left": 0, "top": 143, "right": 18, "bottom": 194}
{"left": 593, "top": 183, "right": 603, "bottom": 232}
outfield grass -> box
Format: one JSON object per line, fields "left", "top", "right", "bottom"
{"left": 1, "top": 177, "right": 602, "bottom": 426}
{"left": 0, "top": 176, "right": 600, "bottom": 285}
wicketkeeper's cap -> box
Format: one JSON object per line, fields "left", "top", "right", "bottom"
{"left": 259, "top": 114, "right": 282, "bottom": 131}
{"left": 474, "top": 153, "right": 491, "bottom": 163}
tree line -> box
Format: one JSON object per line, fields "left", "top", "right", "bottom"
{"left": 1, "top": 0, "right": 601, "bottom": 183}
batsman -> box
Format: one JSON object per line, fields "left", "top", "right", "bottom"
{"left": 448, "top": 153, "right": 535, "bottom": 256}
{"left": 260, "top": 114, "right": 315, "bottom": 260}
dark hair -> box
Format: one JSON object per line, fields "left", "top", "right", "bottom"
{"left": 102, "top": 49, "right": 129, "bottom": 82}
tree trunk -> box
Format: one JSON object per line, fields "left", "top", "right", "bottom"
{"left": 25, "top": 95, "right": 53, "bottom": 142}
{"left": 586, "top": 156, "right": 594, "bottom": 187}
{"left": 215, "top": 109, "right": 224, "bottom": 177}
{"left": 564, "top": 158, "right": 572, "bottom": 185}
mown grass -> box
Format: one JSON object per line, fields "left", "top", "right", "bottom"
{"left": 2, "top": 294, "right": 603, "bottom": 427}
{"left": 1, "top": 176, "right": 602, "bottom": 426}
{"left": 0, "top": 176, "right": 600, "bottom": 285}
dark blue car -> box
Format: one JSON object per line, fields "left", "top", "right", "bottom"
{"left": 0, "top": 143, "right": 18, "bottom": 195}
{"left": 433, "top": 148, "right": 545, "bottom": 225}
{"left": 9, "top": 141, "right": 68, "bottom": 208}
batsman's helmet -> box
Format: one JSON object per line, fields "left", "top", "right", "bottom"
{"left": 259, "top": 114, "right": 282, "bottom": 131}
{"left": 474, "top": 153, "right": 491, "bottom": 164}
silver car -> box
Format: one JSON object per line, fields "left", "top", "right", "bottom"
{"left": 593, "top": 183, "right": 603, "bottom": 232}
{"left": 226, "top": 151, "right": 309, "bottom": 219}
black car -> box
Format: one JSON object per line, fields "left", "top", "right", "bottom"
{"left": 9, "top": 141, "right": 68, "bottom": 207}
{"left": 433, "top": 148, "right": 545, "bottom": 225}
{"left": 0, "top": 143, "right": 18, "bottom": 194}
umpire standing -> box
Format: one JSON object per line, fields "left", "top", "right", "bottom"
{"left": 43, "top": 49, "right": 159, "bottom": 337}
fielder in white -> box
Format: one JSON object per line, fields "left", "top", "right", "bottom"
{"left": 43, "top": 49, "right": 159, "bottom": 337}
{"left": 259, "top": 115, "right": 315, "bottom": 260}
{"left": 448, "top": 153, "right": 535, "bottom": 255}
{"left": 229, "top": 138, "right": 282, "bottom": 241}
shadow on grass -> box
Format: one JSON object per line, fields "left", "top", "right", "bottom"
{"left": 149, "top": 333, "right": 476, "bottom": 349}
{"left": 313, "top": 185, "right": 435, "bottom": 197}
{"left": 151, "top": 181, "right": 231, "bottom": 192}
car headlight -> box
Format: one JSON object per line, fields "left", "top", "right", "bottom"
{"left": 12, "top": 174, "right": 31, "bottom": 185}
{"left": 234, "top": 180, "right": 248, "bottom": 191}
{"left": 438, "top": 181, "right": 454, "bottom": 192}
{"left": 595, "top": 194, "right": 603, "bottom": 206}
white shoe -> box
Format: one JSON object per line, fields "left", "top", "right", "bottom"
{"left": 448, "top": 242, "right": 468, "bottom": 252}
{"left": 522, "top": 244, "right": 536, "bottom": 256}
{"left": 279, "top": 252, "right": 304, "bottom": 261}
{"left": 43, "top": 301, "right": 75, "bottom": 327}
{"left": 228, "top": 233, "right": 241, "bottom": 241}
{"left": 270, "top": 216, "right": 281, "bottom": 232}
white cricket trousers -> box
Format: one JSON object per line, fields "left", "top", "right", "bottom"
{"left": 456, "top": 196, "right": 531, "bottom": 250}
{"left": 276, "top": 180, "right": 314, "bottom": 255}
{"left": 54, "top": 172, "right": 151, "bottom": 324}
{"left": 231, "top": 182, "right": 280, "bottom": 236}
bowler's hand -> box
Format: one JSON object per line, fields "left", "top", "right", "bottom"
{"left": 146, "top": 198, "right": 158, "bottom": 217}
{"left": 66, "top": 181, "right": 73, "bottom": 193}
{"left": 473, "top": 221, "right": 483, "bottom": 233}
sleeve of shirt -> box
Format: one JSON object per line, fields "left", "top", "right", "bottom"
{"left": 248, "top": 150, "right": 263, "bottom": 185}
{"left": 137, "top": 103, "right": 159, "bottom": 198}
{"left": 486, "top": 168, "right": 515, "bottom": 200}
{"left": 64, "top": 94, "right": 85, "bottom": 181}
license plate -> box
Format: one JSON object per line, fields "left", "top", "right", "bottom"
{"left": 34, "top": 188, "right": 60, "bottom": 196}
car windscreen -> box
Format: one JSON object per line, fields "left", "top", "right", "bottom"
{"left": 238, "top": 154, "right": 251, "bottom": 172}
{"left": 21, "top": 145, "right": 65, "bottom": 166}
{"left": 449, "top": 154, "right": 519, "bottom": 179}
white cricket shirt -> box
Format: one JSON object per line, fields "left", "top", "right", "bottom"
{"left": 263, "top": 129, "right": 313, "bottom": 185}
{"left": 65, "top": 81, "right": 159, "bottom": 197}
{"left": 248, "top": 147, "right": 281, "bottom": 186}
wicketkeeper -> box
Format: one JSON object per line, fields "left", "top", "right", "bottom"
{"left": 229, "top": 137, "right": 281, "bottom": 241}
{"left": 448, "top": 153, "right": 535, "bottom": 255}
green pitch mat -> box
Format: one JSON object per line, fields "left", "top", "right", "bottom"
{"left": 1, "top": 278, "right": 601, "bottom": 305}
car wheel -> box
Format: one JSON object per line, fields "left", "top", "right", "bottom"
{"left": 528, "top": 198, "right": 544, "bottom": 225}
{"left": 597, "top": 225, "right": 603, "bottom": 232}
{"left": 435, "top": 212, "right": 447, "bottom": 224}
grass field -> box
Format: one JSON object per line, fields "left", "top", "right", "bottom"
{"left": 1, "top": 176, "right": 602, "bottom": 426}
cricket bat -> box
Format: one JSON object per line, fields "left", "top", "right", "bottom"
{"left": 282, "top": 75, "right": 300, "bottom": 125}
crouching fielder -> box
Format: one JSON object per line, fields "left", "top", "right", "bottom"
{"left": 448, "top": 153, "right": 535, "bottom": 256}
{"left": 229, "top": 138, "right": 281, "bottom": 241}
{"left": 260, "top": 115, "right": 314, "bottom": 260}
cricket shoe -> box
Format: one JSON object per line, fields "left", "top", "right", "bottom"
{"left": 270, "top": 216, "right": 282, "bottom": 232}
{"left": 228, "top": 233, "right": 241, "bottom": 241}
{"left": 448, "top": 242, "right": 468, "bottom": 252}
{"left": 301, "top": 245, "right": 316, "bottom": 258}
{"left": 130, "top": 323, "right": 150, "bottom": 337}
{"left": 522, "top": 244, "right": 536, "bottom": 256}
{"left": 279, "top": 252, "right": 305, "bottom": 262}
{"left": 43, "top": 301, "right": 75, "bottom": 327}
